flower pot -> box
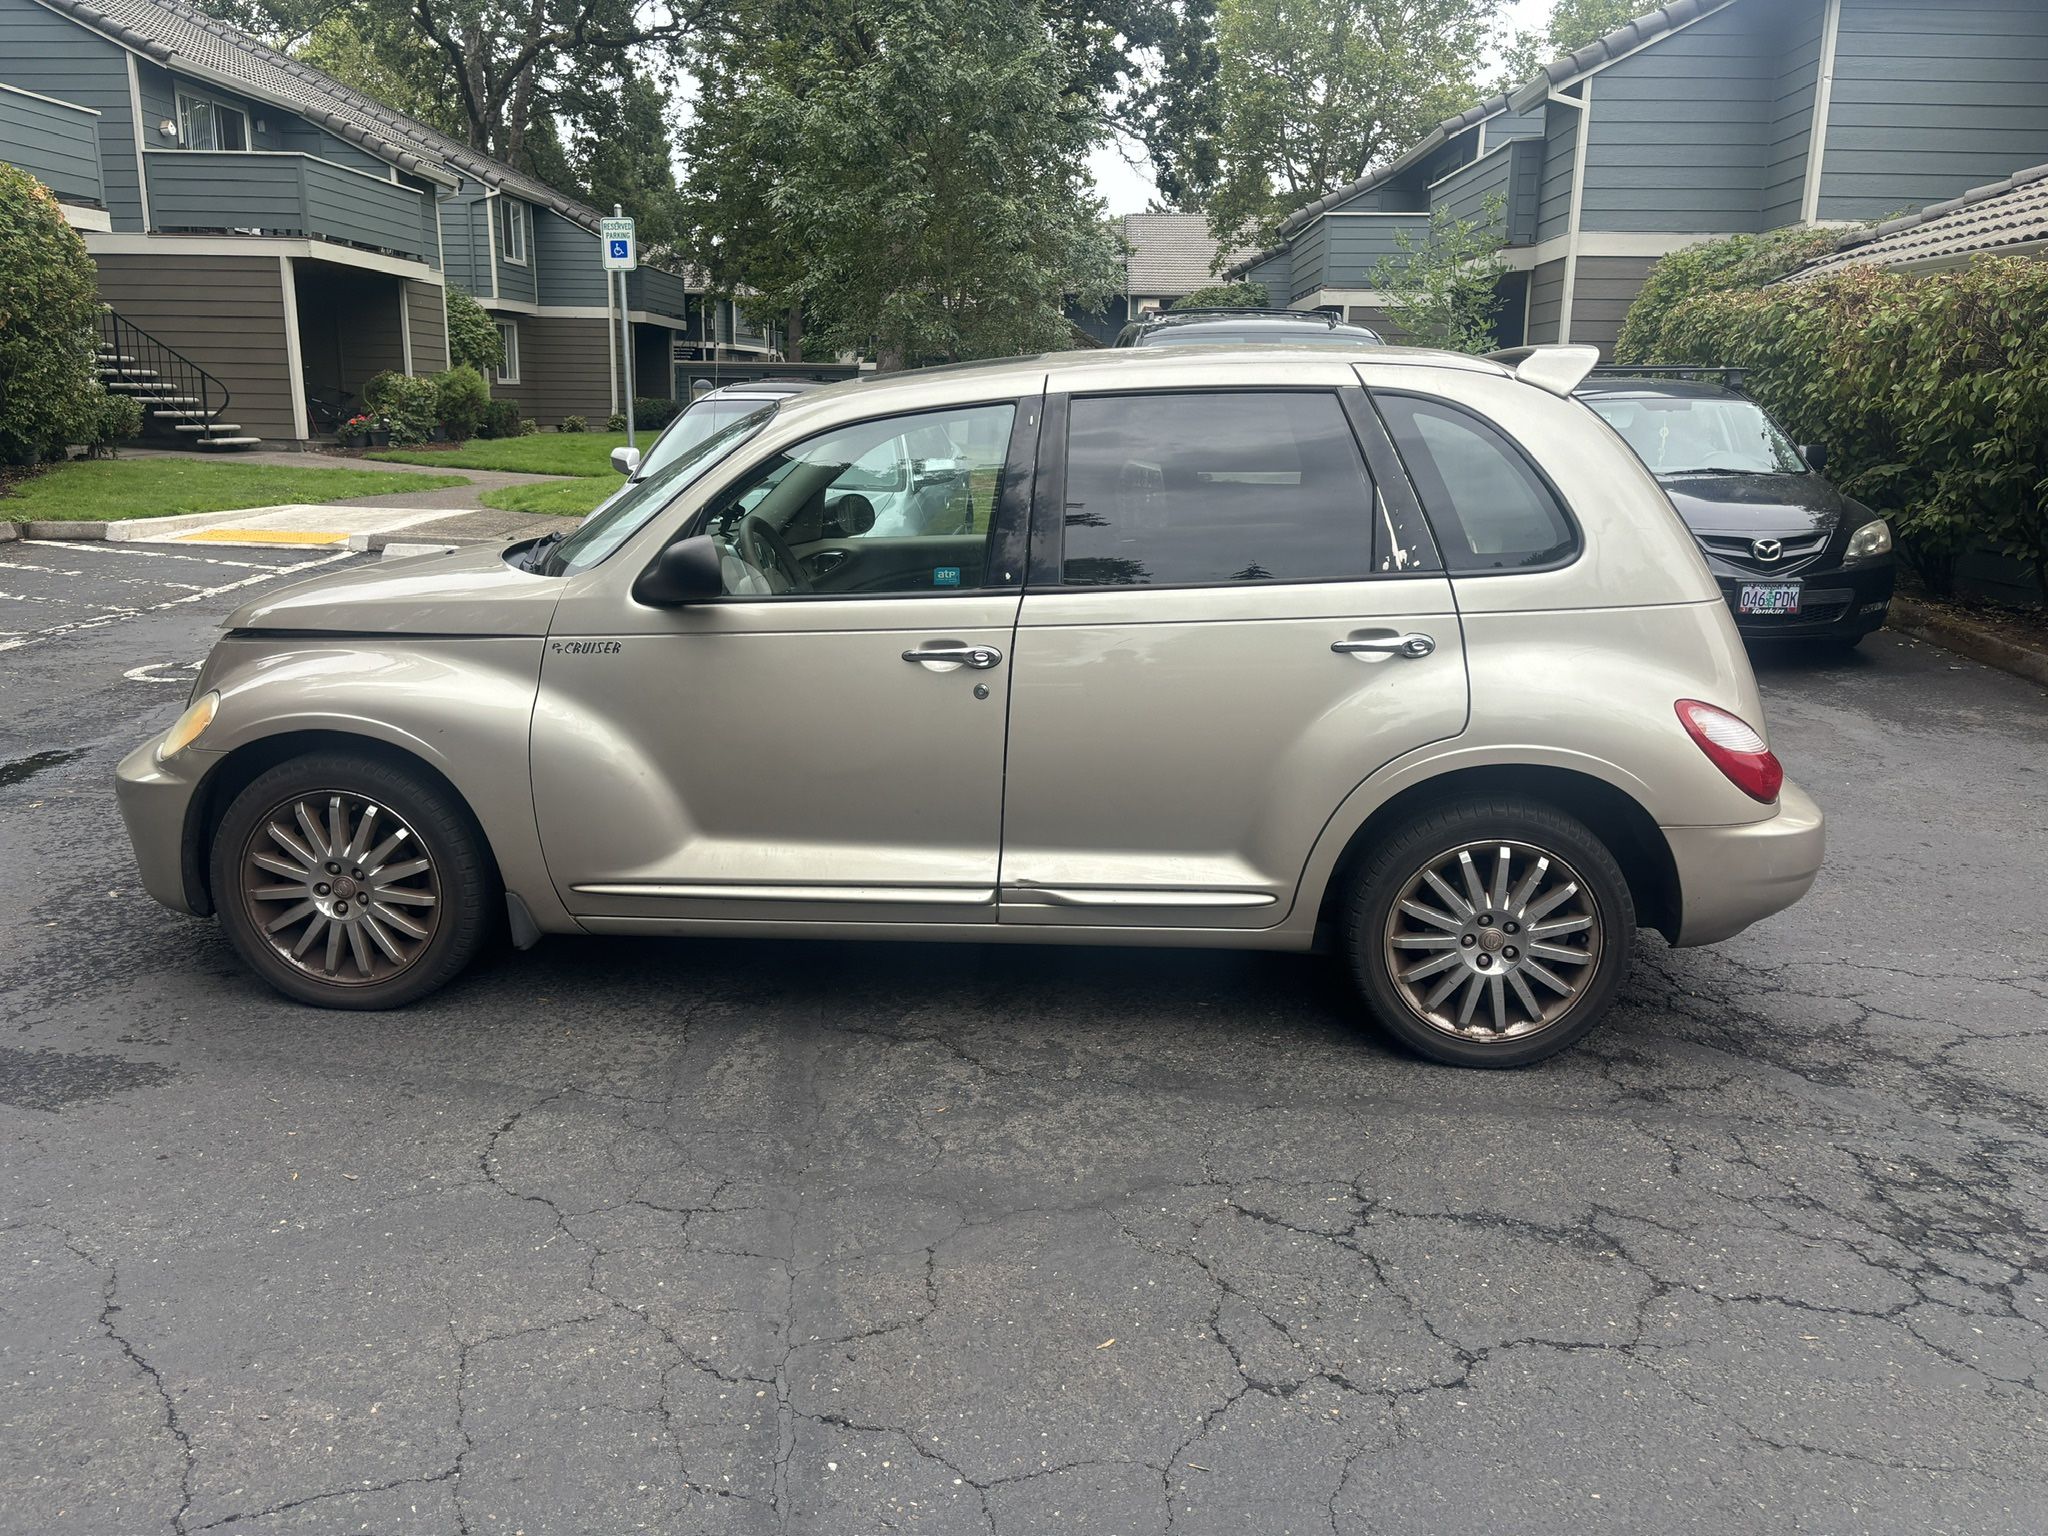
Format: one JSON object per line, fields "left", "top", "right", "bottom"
{"left": 369, "top": 428, "right": 391, "bottom": 447}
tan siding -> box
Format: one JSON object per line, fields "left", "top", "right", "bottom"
{"left": 487, "top": 314, "right": 614, "bottom": 426}
{"left": 1526, "top": 260, "right": 1566, "bottom": 343}
{"left": 1566, "top": 256, "right": 1658, "bottom": 357}
{"left": 92, "top": 252, "right": 297, "bottom": 441}
{"left": 405, "top": 280, "right": 448, "bottom": 373}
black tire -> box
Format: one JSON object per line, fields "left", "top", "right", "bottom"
{"left": 1341, "top": 797, "right": 1635, "bottom": 1068}
{"left": 210, "top": 752, "right": 496, "bottom": 1009}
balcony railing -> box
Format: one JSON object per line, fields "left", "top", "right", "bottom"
{"left": 1429, "top": 138, "right": 1542, "bottom": 248}
{"left": 143, "top": 150, "right": 436, "bottom": 264}
{"left": 0, "top": 82, "right": 104, "bottom": 208}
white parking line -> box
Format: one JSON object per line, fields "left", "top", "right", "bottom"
{"left": 0, "top": 547, "right": 355, "bottom": 654}
{"left": 31, "top": 540, "right": 303, "bottom": 573}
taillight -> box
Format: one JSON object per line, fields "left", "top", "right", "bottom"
{"left": 1676, "top": 699, "right": 1783, "bottom": 803}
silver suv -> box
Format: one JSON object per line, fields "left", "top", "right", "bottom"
{"left": 117, "top": 345, "right": 1823, "bottom": 1066}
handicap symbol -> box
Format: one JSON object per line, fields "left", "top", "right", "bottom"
{"left": 609, "top": 240, "right": 630, "bottom": 258}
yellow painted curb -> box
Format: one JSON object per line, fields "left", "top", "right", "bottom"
{"left": 179, "top": 529, "right": 349, "bottom": 545}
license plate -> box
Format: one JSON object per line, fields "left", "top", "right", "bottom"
{"left": 1738, "top": 582, "right": 1801, "bottom": 616}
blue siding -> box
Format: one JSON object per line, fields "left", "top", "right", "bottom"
{"left": 1243, "top": 250, "right": 1290, "bottom": 299}
{"left": 1485, "top": 109, "right": 1546, "bottom": 145}
{"left": 494, "top": 195, "right": 538, "bottom": 303}
{"left": 533, "top": 208, "right": 603, "bottom": 306}
{"left": 1761, "top": 0, "right": 1824, "bottom": 228}
{"left": 1287, "top": 218, "right": 1326, "bottom": 299}
{"left": 1534, "top": 97, "right": 1579, "bottom": 245}
{"left": 1432, "top": 144, "right": 1512, "bottom": 234}
{"left": 629, "top": 265, "right": 691, "bottom": 320}
{"left": 1291, "top": 214, "right": 1431, "bottom": 297}
{"left": 443, "top": 188, "right": 493, "bottom": 298}
{"left": 1579, "top": 0, "right": 1777, "bottom": 233}
{"left": 1819, "top": 0, "right": 2048, "bottom": 221}
{"left": 143, "top": 150, "right": 435, "bottom": 262}
{"left": 0, "top": 0, "right": 142, "bottom": 228}
{"left": 0, "top": 83, "right": 103, "bottom": 206}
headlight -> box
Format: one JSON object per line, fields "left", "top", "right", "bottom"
{"left": 156, "top": 691, "right": 219, "bottom": 762}
{"left": 1845, "top": 518, "right": 1892, "bottom": 562}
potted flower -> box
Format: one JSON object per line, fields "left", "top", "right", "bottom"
{"left": 368, "top": 416, "right": 393, "bottom": 448}
{"left": 337, "top": 412, "right": 373, "bottom": 448}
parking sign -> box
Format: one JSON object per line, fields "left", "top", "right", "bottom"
{"left": 600, "top": 215, "right": 636, "bottom": 271}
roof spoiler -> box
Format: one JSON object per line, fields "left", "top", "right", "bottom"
{"left": 1484, "top": 345, "right": 1602, "bottom": 397}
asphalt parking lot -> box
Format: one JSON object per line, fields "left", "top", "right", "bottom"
{"left": 4, "top": 537, "right": 2047, "bottom": 1535}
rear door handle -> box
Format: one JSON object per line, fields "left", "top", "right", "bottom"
{"left": 903, "top": 642, "right": 1003, "bottom": 670}
{"left": 1332, "top": 631, "right": 1435, "bottom": 659}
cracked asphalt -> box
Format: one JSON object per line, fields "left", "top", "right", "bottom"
{"left": 3, "top": 539, "right": 2047, "bottom": 1534}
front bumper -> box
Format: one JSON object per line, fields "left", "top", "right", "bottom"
{"left": 115, "top": 733, "right": 217, "bottom": 916}
{"left": 1663, "top": 779, "right": 1825, "bottom": 947}
{"left": 1715, "top": 559, "right": 1894, "bottom": 640}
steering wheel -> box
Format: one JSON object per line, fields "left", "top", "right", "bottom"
{"left": 737, "top": 513, "right": 811, "bottom": 595}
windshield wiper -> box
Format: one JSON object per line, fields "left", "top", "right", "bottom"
{"left": 519, "top": 530, "right": 567, "bottom": 574}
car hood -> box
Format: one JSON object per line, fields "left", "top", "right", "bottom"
{"left": 224, "top": 542, "right": 563, "bottom": 636}
{"left": 1658, "top": 470, "right": 1848, "bottom": 538}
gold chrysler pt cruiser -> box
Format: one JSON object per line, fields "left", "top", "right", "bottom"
{"left": 117, "top": 345, "right": 1823, "bottom": 1067}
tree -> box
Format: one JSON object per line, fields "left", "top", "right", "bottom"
{"left": 1494, "top": 0, "right": 1637, "bottom": 90}
{"left": 445, "top": 286, "right": 505, "bottom": 377}
{"left": 1206, "top": 0, "right": 1499, "bottom": 250}
{"left": 1126, "top": 0, "right": 1223, "bottom": 210}
{"left": 0, "top": 166, "right": 101, "bottom": 466}
{"left": 1368, "top": 198, "right": 1507, "bottom": 351}
{"left": 680, "top": 0, "right": 1124, "bottom": 368}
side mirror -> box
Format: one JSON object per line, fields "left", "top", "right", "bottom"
{"left": 631, "top": 534, "right": 722, "bottom": 606}
{"left": 1799, "top": 443, "right": 1827, "bottom": 474}
{"left": 611, "top": 445, "right": 642, "bottom": 477}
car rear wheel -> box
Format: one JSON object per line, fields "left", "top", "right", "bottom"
{"left": 1342, "top": 798, "right": 1635, "bottom": 1067}
{"left": 210, "top": 753, "right": 494, "bottom": 1009}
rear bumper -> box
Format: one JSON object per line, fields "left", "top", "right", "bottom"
{"left": 115, "top": 733, "right": 215, "bottom": 916}
{"left": 1717, "top": 561, "right": 1893, "bottom": 640}
{"left": 1664, "top": 779, "right": 1825, "bottom": 946}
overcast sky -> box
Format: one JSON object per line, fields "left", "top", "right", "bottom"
{"left": 1088, "top": 0, "right": 1555, "bottom": 214}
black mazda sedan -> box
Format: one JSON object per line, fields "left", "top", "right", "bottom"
{"left": 1578, "top": 373, "right": 1894, "bottom": 644}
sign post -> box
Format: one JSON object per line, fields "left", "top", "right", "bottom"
{"left": 600, "top": 209, "right": 638, "bottom": 450}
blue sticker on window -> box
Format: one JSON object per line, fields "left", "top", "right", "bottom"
{"left": 934, "top": 566, "right": 961, "bottom": 587}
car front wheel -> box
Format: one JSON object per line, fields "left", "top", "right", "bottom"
{"left": 210, "top": 753, "right": 494, "bottom": 1009}
{"left": 1342, "top": 798, "right": 1635, "bottom": 1067}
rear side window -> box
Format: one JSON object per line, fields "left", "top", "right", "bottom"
{"left": 1059, "top": 391, "right": 1375, "bottom": 586}
{"left": 1375, "top": 395, "right": 1576, "bottom": 572}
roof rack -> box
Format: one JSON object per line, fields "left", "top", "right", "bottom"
{"left": 1145, "top": 307, "right": 1345, "bottom": 327}
{"left": 1587, "top": 364, "right": 1748, "bottom": 390}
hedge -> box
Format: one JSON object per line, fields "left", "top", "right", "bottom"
{"left": 1620, "top": 251, "right": 2048, "bottom": 601}
{"left": 0, "top": 165, "right": 102, "bottom": 466}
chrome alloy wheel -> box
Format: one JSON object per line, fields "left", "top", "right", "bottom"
{"left": 1381, "top": 840, "right": 1603, "bottom": 1043}
{"left": 239, "top": 791, "right": 441, "bottom": 984}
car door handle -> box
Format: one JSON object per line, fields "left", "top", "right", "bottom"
{"left": 903, "top": 642, "right": 1003, "bottom": 669}
{"left": 1332, "top": 631, "right": 1435, "bottom": 659}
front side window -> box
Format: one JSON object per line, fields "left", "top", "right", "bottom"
{"left": 494, "top": 320, "right": 519, "bottom": 385}
{"left": 1059, "top": 391, "right": 1376, "bottom": 586}
{"left": 500, "top": 199, "right": 528, "bottom": 265}
{"left": 1582, "top": 394, "right": 1806, "bottom": 477}
{"left": 695, "top": 403, "right": 1017, "bottom": 597}
{"left": 178, "top": 92, "right": 247, "bottom": 152}
{"left": 1376, "top": 395, "right": 1576, "bottom": 573}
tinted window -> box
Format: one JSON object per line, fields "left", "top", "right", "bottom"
{"left": 1376, "top": 396, "right": 1575, "bottom": 572}
{"left": 1060, "top": 392, "right": 1375, "bottom": 586}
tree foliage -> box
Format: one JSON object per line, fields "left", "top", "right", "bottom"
{"left": 445, "top": 286, "right": 505, "bottom": 378}
{"left": 1639, "top": 257, "right": 2048, "bottom": 601}
{"left": 1205, "top": 0, "right": 1498, "bottom": 249}
{"left": 1493, "top": 0, "right": 1637, "bottom": 89}
{"left": 1615, "top": 226, "right": 1847, "bottom": 363}
{"left": 0, "top": 166, "right": 102, "bottom": 467}
{"left": 1126, "top": 0, "right": 1224, "bottom": 209}
{"left": 680, "top": 0, "right": 1124, "bottom": 368}
{"left": 1368, "top": 198, "right": 1507, "bottom": 351}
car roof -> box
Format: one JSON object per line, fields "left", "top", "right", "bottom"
{"left": 698, "top": 379, "right": 820, "bottom": 400}
{"left": 1575, "top": 377, "right": 1745, "bottom": 402}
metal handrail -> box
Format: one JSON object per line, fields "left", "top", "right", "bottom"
{"left": 98, "top": 306, "right": 230, "bottom": 438}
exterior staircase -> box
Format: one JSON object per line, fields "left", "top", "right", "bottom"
{"left": 97, "top": 308, "right": 259, "bottom": 451}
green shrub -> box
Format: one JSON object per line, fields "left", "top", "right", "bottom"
{"left": 362, "top": 370, "right": 405, "bottom": 413}
{"left": 1615, "top": 227, "right": 1846, "bottom": 365}
{"left": 477, "top": 399, "right": 521, "bottom": 438}
{"left": 1369, "top": 200, "right": 1508, "bottom": 352}
{"left": 605, "top": 410, "right": 627, "bottom": 433}
{"left": 1174, "top": 280, "right": 1270, "bottom": 309}
{"left": 445, "top": 288, "right": 503, "bottom": 378}
{"left": 81, "top": 388, "right": 142, "bottom": 457}
{"left": 635, "top": 396, "right": 683, "bottom": 430}
{"left": 432, "top": 365, "right": 491, "bottom": 441}
{"left": 0, "top": 165, "right": 102, "bottom": 465}
{"left": 516, "top": 417, "right": 540, "bottom": 435}
{"left": 560, "top": 415, "right": 588, "bottom": 433}
{"left": 376, "top": 374, "right": 441, "bottom": 446}
{"left": 1644, "top": 257, "right": 2048, "bottom": 600}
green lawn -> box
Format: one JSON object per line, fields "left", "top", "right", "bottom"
{"left": 369, "top": 432, "right": 630, "bottom": 477}
{"left": 480, "top": 478, "right": 617, "bottom": 516}
{"left": 1, "top": 459, "right": 469, "bottom": 522}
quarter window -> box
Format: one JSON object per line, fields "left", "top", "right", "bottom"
{"left": 1059, "top": 392, "right": 1376, "bottom": 586}
{"left": 696, "top": 404, "right": 1017, "bottom": 597}
{"left": 1375, "top": 395, "right": 1576, "bottom": 572}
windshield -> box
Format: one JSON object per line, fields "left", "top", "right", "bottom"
{"left": 635, "top": 395, "right": 778, "bottom": 480}
{"left": 1584, "top": 395, "right": 1806, "bottom": 476}
{"left": 543, "top": 404, "right": 775, "bottom": 576}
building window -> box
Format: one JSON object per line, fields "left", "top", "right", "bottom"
{"left": 495, "top": 320, "right": 520, "bottom": 385}
{"left": 177, "top": 91, "right": 248, "bottom": 152}
{"left": 499, "top": 199, "right": 528, "bottom": 266}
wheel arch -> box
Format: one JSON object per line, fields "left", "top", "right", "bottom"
{"left": 1309, "top": 763, "right": 1681, "bottom": 945}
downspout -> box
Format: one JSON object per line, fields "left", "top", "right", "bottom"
{"left": 1549, "top": 83, "right": 1592, "bottom": 345}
